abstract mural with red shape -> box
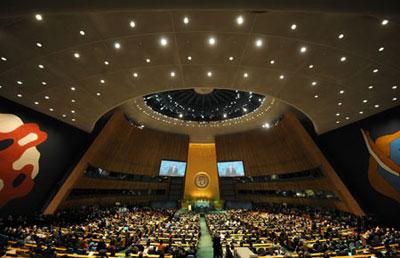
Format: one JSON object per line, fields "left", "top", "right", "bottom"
{"left": 0, "top": 113, "right": 47, "bottom": 207}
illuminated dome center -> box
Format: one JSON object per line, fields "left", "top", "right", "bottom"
{"left": 144, "top": 89, "right": 265, "bottom": 122}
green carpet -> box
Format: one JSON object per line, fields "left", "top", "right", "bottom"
{"left": 197, "top": 217, "right": 213, "bottom": 258}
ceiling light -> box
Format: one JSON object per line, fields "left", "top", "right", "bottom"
{"left": 279, "top": 74, "right": 285, "bottom": 80}
{"left": 71, "top": 99, "right": 76, "bottom": 103}
{"left": 100, "top": 79, "right": 105, "bottom": 84}
{"left": 170, "top": 71, "right": 176, "bottom": 77}
{"left": 38, "top": 64, "right": 44, "bottom": 69}
{"left": 17, "top": 80, "right": 23, "bottom": 85}
{"left": 336, "top": 113, "right": 340, "bottom": 116}
{"left": 133, "top": 72, "right": 138, "bottom": 78}
{"left": 340, "top": 56, "right": 347, "bottom": 62}
{"left": 114, "top": 42, "right": 121, "bottom": 49}
{"left": 104, "top": 60, "right": 109, "bottom": 65}
{"left": 129, "top": 20, "right": 136, "bottom": 28}
{"left": 363, "top": 99, "right": 368, "bottom": 103}
{"left": 290, "top": 24, "right": 297, "bottom": 30}
{"left": 41, "top": 81, "right": 47, "bottom": 85}
{"left": 96, "top": 92, "right": 101, "bottom": 96}
{"left": 359, "top": 111, "right": 364, "bottom": 114}
{"left": 368, "top": 85, "right": 374, "bottom": 89}
{"left": 208, "top": 37, "right": 216, "bottom": 46}
{"left": 374, "top": 104, "right": 380, "bottom": 108}
{"left": 255, "top": 39, "right": 263, "bottom": 47}
{"left": 243, "top": 72, "right": 248, "bottom": 78}
{"left": 236, "top": 15, "right": 244, "bottom": 25}
{"left": 34, "top": 101, "right": 39, "bottom": 105}
{"left": 345, "top": 116, "right": 350, "bottom": 120}
{"left": 44, "top": 95, "right": 49, "bottom": 99}
{"left": 183, "top": 16, "right": 189, "bottom": 24}
{"left": 269, "top": 60, "right": 275, "bottom": 65}
{"left": 35, "top": 14, "right": 43, "bottom": 21}
{"left": 300, "top": 46, "right": 307, "bottom": 53}
{"left": 311, "top": 81, "right": 317, "bottom": 86}
{"left": 62, "top": 114, "right": 66, "bottom": 118}
{"left": 308, "top": 64, "right": 314, "bottom": 69}
{"left": 392, "top": 85, "right": 397, "bottom": 89}
{"left": 381, "top": 19, "right": 389, "bottom": 26}
{"left": 336, "top": 121, "right": 340, "bottom": 124}
{"left": 229, "top": 56, "right": 234, "bottom": 61}
{"left": 262, "top": 123, "right": 271, "bottom": 128}
{"left": 160, "top": 37, "right": 168, "bottom": 47}
{"left": 314, "top": 94, "right": 319, "bottom": 99}
{"left": 223, "top": 113, "right": 227, "bottom": 118}
{"left": 36, "top": 42, "right": 43, "bottom": 48}
{"left": 207, "top": 71, "right": 213, "bottom": 77}
{"left": 338, "top": 102, "right": 342, "bottom": 106}
{"left": 339, "top": 90, "right": 345, "bottom": 94}
{"left": 179, "top": 113, "right": 183, "bottom": 118}
{"left": 243, "top": 107, "right": 248, "bottom": 112}
{"left": 49, "top": 108, "right": 54, "bottom": 112}
{"left": 373, "top": 68, "right": 379, "bottom": 73}
{"left": 74, "top": 52, "right": 80, "bottom": 58}
{"left": 146, "top": 58, "right": 151, "bottom": 63}
{"left": 378, "top": 47, "right": 384, "bottom": 52}
{"left": 338, "top": 33, "right": 344, "bottom": 39}
{"left": 71, "top": 118, "right": 76, "bottom": 122}
{"left": 17, "top": 94, "right": 22, "bottom": 98}
{"left": 70, "top": 87, "right": 76, "bottom": 91}
{"left": 71, "top": 110, "right": 75, "bottom": 114}
{"left": 1, "top": 57, "right": 7, "bottom": 61}
{"left": 393, "top": 97, "right": 398, "bottom": 101}
{"left": 79, "top": 30, "right": 85, "bottom": 36}
{"left": 187, "top": 56, "right": 192, "bottom": 61}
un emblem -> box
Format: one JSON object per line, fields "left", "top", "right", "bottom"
{"left": 194, "top": 172, "right": 209, "bottom": 189}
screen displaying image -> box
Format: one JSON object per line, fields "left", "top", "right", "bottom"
{"left": 159, "top": 160, "right": 186, "bottom": 177}
{"left": 217, "top": 161, "right": 245, "bottom": 177}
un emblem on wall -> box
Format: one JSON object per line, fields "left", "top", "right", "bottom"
{"left": 194, "top": 172, "right": 209, "bottom": 189}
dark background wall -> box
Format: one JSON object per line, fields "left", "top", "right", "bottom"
{"left": 316, "top": 105, "right": 400, "bottom": 226}
{"left": 0, "top": 96, "right": 91, "bottom": 214}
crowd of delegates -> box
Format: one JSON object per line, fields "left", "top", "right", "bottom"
{"left": 0, "top": 206, "right": 199, "bottom": 257}
{"left": 207, "top": 204, "right": 400, "bottom": 257}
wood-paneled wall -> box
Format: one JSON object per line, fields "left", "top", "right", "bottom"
{"left": 44, "top": 111, "right": 188, "bottom": 213}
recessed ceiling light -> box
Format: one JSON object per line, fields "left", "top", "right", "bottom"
{"left": 314, "top": 94, "right": 319, "bottom": 98}
{"left": 160, "top": 37, "right": 168, "bottom": 47}
{"left": 229, "top": 56, "right": 234, "bottom": 61}
{"left": 41, "top": 81, "right": 47, "bottom": 85}
{"left": 359, "top": 111, "right": 364, "bottom": 114}
{"left": 146, "top": 58, "right": 151, "bottom": 63}
{"left": 179, "top": 113, "right": 183, "bottom": 118}
{"left": 340, "top": 56, "right": 347, "bottom": 62}
{"left": 74, "top": 52, "right": 80, "bottom": 58}
{"left": 36, "top": 42, "right": 43, "bottom": 48}
{"left": 79, "top": 30, "right": 85, "bottom": 36}
{"left": 373, "top": 68, "right": 379, "bottom": 73}
{"left": 378, "top": 47, "right": 385, "bottom": 52}
{"left": 255, "top": 39, "right": 263, "bottom": 47}
{"left": 170, "top": 71, "right": 176, "bottom": 77}
{"left": 38, "top": 64, "right": 44, "bottom": 69}
{"left": 381, "top": 19, "right": 389, "bottom": 26}
{"left": 393, "top": 97, "right": 398, "bottom": 101}
{"left": 71, "top": 110, "right": 75, "bottom": 114}
{"left": 17, "top": 80, "right": 23, "bottom": 85}
{"left": 114, "top": 42, "right": 121, "bottom": 49}
{"left": 308, "top": 64, "right": 314, "bottom": 69}
{"left": 183, "top": 16, "right": 189, "bottom": 24}
{"left": 338, "top": 102, "right": 342, "bottom": 106}
{"left": 311, "top": 81, "right": 317, "bottom": 86}
{"left": 44, "top": 95, "right": 50, "bottom": 99}
{"left": 71, "top": 99, "right": 76, "bottom": 103}
{"left": 104, "top": 60, "right": 109, "bottom": 65}
{"left": 208, "top": 37, "right": 216, "bottom": 46}
{"left": 368, "top": 85, "right": 374, "bottom": 89}
{"left": 345, "top": 116, "right": 350, "bottom": 120}
{"left": 374, "top": 104, "right": 380, "bottom": 108}
{"left": 35, "top": 14, "right": 43, "bottom": 21}
{"left": 243, "top": 107, "right": 248, "bottom": 112}
{"left": 207, "top": 71, "right": 213, "bottom": 77}
{"left": 223, "top": 113, "right": 227, "bottom": 118}
{"left": 339, "top": 90, "right": 345, "bottom": 94}
{"left": 187, "top": 56, "right": 192, "bottom": 61}
{"left": 336, "top": 113, "right": 340, "bottom": 116}
{"left": 300, "top": 46, "right": 307, "bottom": 53}
{"left": 71, "top": 118, "right": 76, "bottom": 122}
{"left": 270, "top": 60, "right": 275, "bottom": 64}
{"left": 96, "top": 92, "right": 101, "bottom": 96}
{"left": 236, "top": 15, "right": 244, "bottom": 25}
{"left": 49, "top": 108, "right": 54, "bottom": 112}
{"left": 70, "top": 87, "right": 76, "bottom": 91}
{"left": 392, "top": 85, "right": 397, "bottom": 89}
{"left": 1, "top": 57, "right": 7, "bottom": 61}
{"left": 62, "top": 114, "right": 67, "bottom": 118}
{"left": 17, "top": 93, "right": 22, "bottom": 98}
{"left": 133, "top": 72, "right": 138, "bottom": 78}
{"left": 279, "top": 74, "right": 285, "bottom": 80}
{"left": 100, "top": 79, "right": 105, "bottom": 84}
{"left": 34, "top": 101, "right": 39, "bottom": 105}
{"left": 290, "top": 24, "right": 297, "bottom": 30}
{"left": 338, "top": 33, "right": 345, "bottom": 39}
{"left": 243, "top": 72, "right": 248, "bottom": 78}
{"left": 336, "top": 121, "right": 340, "bottom": 124}
{"left": 363, "top": 99, "right": 368, "bottom": 103}
{"left": 129, "top": 20, "right": 136, "bottom": 28}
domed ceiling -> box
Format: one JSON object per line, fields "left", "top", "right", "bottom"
{"left": 0, "top": 1, "right": 399, "bottom": 142}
